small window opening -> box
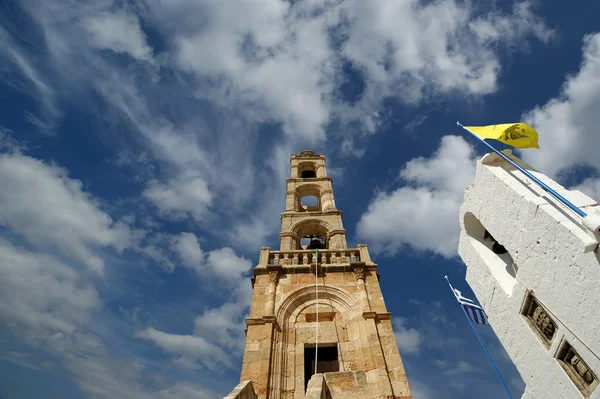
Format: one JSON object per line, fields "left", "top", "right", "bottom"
{"left": 301, "top": 195, "right": 318, "bottom": 207}
{"left": 301, "top": 170, "right": 316, "bottom": 178}
{"left": 299, "top": 195, "right": 321, "bottom": 212}
{"left": 464, "top": 213, "right": 517, "bottom": 296}
{"left": 304, "top": 345, "right": 339, "bottom": 390}
{"left": 484, "top": 230, "right": 508, "bottom": 255}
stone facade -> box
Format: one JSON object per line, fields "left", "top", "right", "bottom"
{"left": 228, "top": 151, "right": 412, "bottom": 399}
{"left": 458, "top": 150, "right": 600, "bottom": 399}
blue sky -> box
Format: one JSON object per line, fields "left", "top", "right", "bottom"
{"left": 1, "top": 1, "right": 600, "bottom": 398}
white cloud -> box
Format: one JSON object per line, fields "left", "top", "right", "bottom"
{"left": 193, "top": 298, "right": 251, "bottom": 352}
{"left": 206, "top": 247, "right": 253, "bottom": 279}
{"left": 139, "top": 232, "right": 253, "bottom": 368}
{"left": 164, "top": 0, "right": 551, "bottom": 139}
{"left": 523, "top": 33, "right": 600, "bottom": 178}
{"left": 144, "top": 177, "right": 213, "bottom": 222}
{"left": 357, "top": 135, "right": 476, "bottom": 258}
{"left": 443, "top": 360, "right": 480, "bottom": 376}
{"left": 0, "top": 152, "right": 142, "bottom": 274}
{"left": 335, "top": 0, "right": 550, "bottom": 131}
{"left": 0, "top": 239, "right": 99, "bottom": 339}
{"left": 137, "top": 279, "right": 251, "bottom": 371}
{"left": 392, "top": 317, "right": 422, "bottom": 354}
{"left": 6, "top": 0, "right": 553, "bottom": 254}
{"left": 0, "top": 0, "right": 556, "bottom": 395}
{"left": 137, "top": 327, "right": 233, "bottom": 370}
{"left": 469, "top": 2, "right": 553, "bottom": 45}
{"left": 0, "top": 25, "right": 60, "bottom": 128}
{"left": 408, "top": 380, "right": 435, "bottom": 399}
{"left": 171, "top": 232, "right": 252, "bottom": 279}
{"left": 172, "top": 232, "right": 205, "bottom": 267}
{"left": 83, "top": 11, "right": 153, "bottom": 61}
{"left": 574, "top": 177, "right": 600, "bottom": 202}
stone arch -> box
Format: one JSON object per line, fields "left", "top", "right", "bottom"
{"left": 290, "top": 218, "right": 334, "bottom": 249}
{"left": 269, "top": 285, "right": 359, "bottom": 398}
{"left": 276, "top": 285, "right": 357, "bottom": 323}
{"left": 298, "top": 161, "right": 318, "bottom": 178}
{"left": 295, "top": 184, "right": 322, "bottom": 212}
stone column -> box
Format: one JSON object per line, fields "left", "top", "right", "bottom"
{"left": 241, "top": 320, "right": 276, "bottom": 399}
{"left": 357, "top": 244, "right": 375, "bottom": 265}
{"left": 285, "top": 190, "right": 297, "bottom": 211}
{"left": 354, "top": 267, "right": 372, "bottom": 312}
{"left": 259, "top": 247, "right": 270, "bottom": 266}
{"left": 321, "top": 189, "right": 335, "bottom": 211}
{"left": 265, "top": 271, "right": 279, "bottom": 316}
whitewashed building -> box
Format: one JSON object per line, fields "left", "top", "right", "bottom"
{"left": 458, "top": 150, "right": 600, "bottom": 399}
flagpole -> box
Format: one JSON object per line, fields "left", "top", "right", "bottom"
{"left": 456, "top": 122, "right": 600, "bottom": 234}
{"left": 314, "top": 248, "right": 319, "bottom": 375}
{"left": 444, "top": 276, "right": 514, "bottom": 399}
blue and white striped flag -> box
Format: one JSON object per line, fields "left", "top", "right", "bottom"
{"left": 454, "top": 289, "right": 488, "bottom": 325}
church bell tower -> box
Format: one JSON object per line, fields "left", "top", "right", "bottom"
{"left": 226, "top": 151, "right": 413, "bottom": 399}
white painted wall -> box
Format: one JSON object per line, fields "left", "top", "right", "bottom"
{"left": 458, "top": 150, "right": 600, "bottom": 399}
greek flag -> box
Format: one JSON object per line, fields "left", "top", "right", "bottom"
{"left": 454, "top": 289, "right": 488, "bottom": 325}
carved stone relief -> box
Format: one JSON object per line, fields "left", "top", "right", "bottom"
{"left": 521, "top": 292, "right": 557, "bottom": 347}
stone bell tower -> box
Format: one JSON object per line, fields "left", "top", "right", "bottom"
{"left": 225, "top": 151, "right": 412, "bottom": 399}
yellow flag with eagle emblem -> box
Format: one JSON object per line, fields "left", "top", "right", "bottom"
{"left": 465, "top": 123, "right": 540, "bottom": 149}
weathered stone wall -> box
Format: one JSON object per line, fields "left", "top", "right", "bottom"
{"left": 241, "top": 259, "right": 411, "bottom": 399}
{"left": 459, "top": 150, "right": 600, "bottom": 399}
{"left": 224, "top": 381, "right": 259, "bottom": 399}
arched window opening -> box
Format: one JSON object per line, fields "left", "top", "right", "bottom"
{"left": 300, "top": 235, "right": 325, "bottom": 250}
{"left": 464, "top": 212, "right": 517, "bottom": 295}
{"left": 295, "top": 185, "right": 322, "bottom": 212}
{"left": 294, "top": 220, "right": 330, "bottom": 250}
{"left": 299, "top": 195, "right": 320, "bottom": 212}
{"left": 298, "top": 162, "right": 317, "bottom": 179}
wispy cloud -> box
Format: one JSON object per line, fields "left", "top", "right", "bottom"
{"left": 0, "top": 0, "right": 554, "bottom": 397}
{"left": 357, "top": 135, "right": 477, "bottom": 258}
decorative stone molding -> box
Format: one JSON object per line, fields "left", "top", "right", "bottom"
{"left": 353, "top": 267, "right": 366, "bottom": 281}
{"left": 268, "top": 271, "right": 279, "bottom": 284}
{"left": 520, "top": 291, "right": 557, "bottom": 349}
{"left": 377, "top": 312, "right": 392, "bottom": 320}
{"left": 245, "top": 318, "right": 265, "bottom": 327}
{"left": 361, "top": 312, "right": 391, "bottom": 321}
{"left": 556, "top": 340, "right": 598, "bottom": 397}
{"left": 362, "top": 311, "right": 376, "bottom": 319}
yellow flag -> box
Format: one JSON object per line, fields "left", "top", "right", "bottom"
{"left": 465, "top": 123, "right": 540, "bottom": 149}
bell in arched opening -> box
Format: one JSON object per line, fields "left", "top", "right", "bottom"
{"left": 492, "top": 242, "right": 508, "bottom": 255}
{"left": 306, "top": 235, "right": 325, "bottom": 250}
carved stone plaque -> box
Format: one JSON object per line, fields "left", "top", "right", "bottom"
{"left": 521, "top": 292, "right": 557, "bottom": 348}
{"left": 556, "top": 341, "right": 598, "bottom": 397}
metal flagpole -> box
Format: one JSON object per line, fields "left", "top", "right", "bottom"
{"left": 456, "top": 122, "right": 588, "bottom": 219}
{"left": 444, "top": 276, "right": 514, "bottom": 399}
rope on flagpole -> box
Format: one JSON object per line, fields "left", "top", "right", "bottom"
{"left": 314, "top": 248, "right": 319, "bottom": 375}
{"left": 456, "top": 122, "right": 600, "bottom": 235}
{"left": 444, "top": 276, "right": 514, "bottom": 399}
